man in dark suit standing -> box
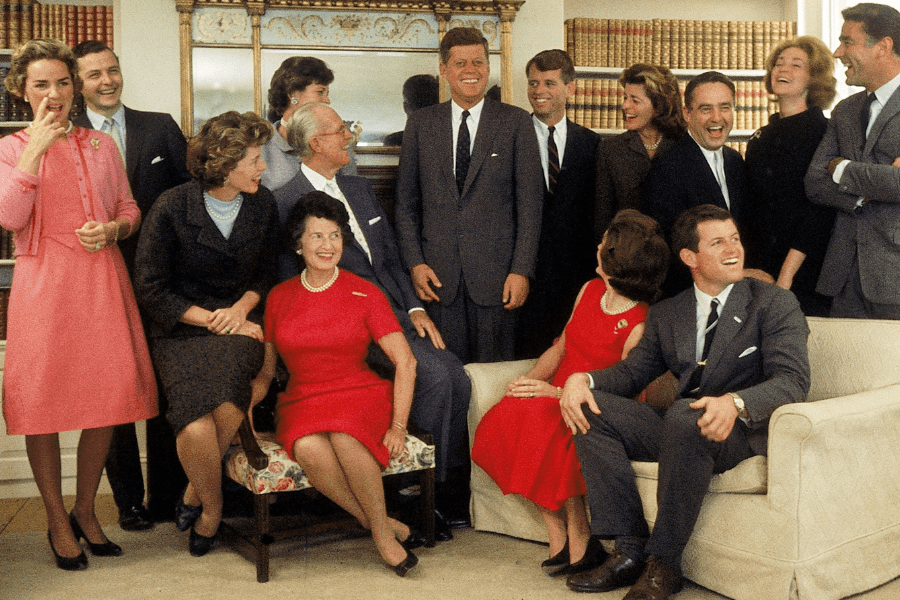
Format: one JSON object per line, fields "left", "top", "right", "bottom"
{"left": 274, "top": 102, "right": 472, "bottom": 534}
{"left": 394, "top": 27, "right": 543, "bottom": 364}
{"left": 516, "top": 49, "right": 601, "bottom": 359}
{"left": 805, "top": 3, "right": 900, "bottom": 320}
{"left": 559, "top": 205, "right": 810, "bottom": 600}
{"left": 74, "top": 41, "right": 191, "bottom": 530}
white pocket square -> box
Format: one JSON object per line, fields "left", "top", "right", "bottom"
{"left": 151, "top": 156, "right": 165, "bottom": 164}
{"left": 491, "top": 153, "right": 499, "bottom": 157}
{"left": 368, "top": 216, "right": 381, "bottom": 225}
{"left": 738, "top": 346, "right": 757, "bottom": 358}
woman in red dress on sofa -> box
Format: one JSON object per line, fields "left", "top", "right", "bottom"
{"left": 472, "top": 210, "right": 669, "bottom": 576}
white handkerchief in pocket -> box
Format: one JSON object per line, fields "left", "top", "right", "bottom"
{"left": 738, "top": 346, "right": 757, "bottom": 358}
{"left": 151, "top": 156, "right": 165, "bottom": 165}
{"left": 368, "top": 216, "right": 381, "bottom": 225}
{"left": 491, "top": 153, "right": 499, "bottom": 157}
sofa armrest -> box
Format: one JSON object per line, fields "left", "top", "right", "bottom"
{"left": 465, "top": 359, "right": 538, "bottom": 441}
{"left": 766, "top": 383, "right": 900, "bottom": 536}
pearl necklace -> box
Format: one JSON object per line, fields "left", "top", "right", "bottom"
{"left": 301, "top": 267, "right": 339, "bottom": 293}
{"left": 600, "top": 290, "right": 638, "bottom": 315}
{"left": 642, "top": 133, "right": 662, "bottom": 151}
{"left": 204, "top": 193, "right": 242, "bottom": 221}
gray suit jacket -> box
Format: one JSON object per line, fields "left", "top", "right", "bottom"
{"left": 394, "top": 99, "right": 544, "bottom": 306}
{"left": 805, "top": 86, "right": 900, "bottom": 303}
{"left": 588, "top": 278, "right": 810, "bottom": 455}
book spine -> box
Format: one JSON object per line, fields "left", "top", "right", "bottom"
{"left": 106, "top": 5, "right": 114, "bottom": 48}
{"left": 8, "top": 0, "right": 20, "bottom": 49}
{"left": 0, "top": 0, "right": 9, "bottom": 49}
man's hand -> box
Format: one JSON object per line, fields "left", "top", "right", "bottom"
{"left": 409, "top": 309, "right": 446, "bottom": 350}
{"left": 689, "top": 394, "right": 738, "bottom": 442}
{"left": 559, "top": 373, "right": 599, "bottom": 435}
{"left": 410, "top": 264, "right": 442, "bottom": 303}
{"left": 503, "top": 273, "right": 529, "bottom": 310}
{"left": 828, "top": 157, "right": 845, "bottom": 175}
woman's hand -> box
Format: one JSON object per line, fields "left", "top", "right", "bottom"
{"left": 382, "top": 428, "right": 408, "bottom": 462}
{"left": 75, "top": 221, "right": 117, "bottom": 253}
{"left": 208, "top": 305, "right": 249, "bottom": 336}
{"left": 231, "top": 320, "right": 263, "bottom": 342}
{"left": 24, "top": 98, "right": 67, "bottom": 157}
{"left": 506, "top": 376, "right": 559, "bottom": 399}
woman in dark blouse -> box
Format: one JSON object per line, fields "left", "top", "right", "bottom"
{"left": 744, "top": 36, "right": 838, "bottom": 316}
{"left": 134, "top": 111, "right": 280, "bottom": 557}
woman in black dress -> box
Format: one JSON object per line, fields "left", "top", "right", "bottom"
{"left": 134, "top": 111, "right": 280, "bottom": 557}
{"left": 744, "top": 36, "right": 838, "bottom": 316}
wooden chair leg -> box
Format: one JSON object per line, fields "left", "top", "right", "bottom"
{"left": 255, "top": 494, "right": 271, "bottom": 583}
{"left": 420, "top": 466, "right": 436, "bottom": 547}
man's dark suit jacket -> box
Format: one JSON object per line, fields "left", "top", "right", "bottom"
{"left": 394, "top": 98, "right": 544, "bottom": 306}
{"left": 74, "top": 106, "right": 191, "bottom": 269}
{"left": 519, "top": 118, "right": 600, "bottom": 357}
{"left": 588, "top": 277, "right": 810, "bottom": 455}
{"left": 133, "top": 180, "right": 281, "bottom": 340}
{"left": 642, "top": 134, "right": 751, "bottom": 243}
{"left": 272, "top": 170, "right": 422, "bottom": 330}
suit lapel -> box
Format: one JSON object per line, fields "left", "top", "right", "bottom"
{"left": 686, "top": 139, "right": 728, "bottom": 209}
{"left": 672, "top": 288, "right": 700, "bottom": 372}
{"left": 702, "top": 279, "right": 750, "bottom": 381}
{"left": 865, "top": 86, "right": 900, "bottom": 156}
{"left": 336, "top": 175, "right": 381, "bottom": 267}
{"left": 462, "top": 99, "right": 499, "bottom": 199}
{"left": 433, "top": 102, "right": 456, "bottom": 197}
{"left": 123, "top": 107, "right": 142, "bottom": 181}
{"left": 186, "top": 183, "right": 237, "bottom": 258}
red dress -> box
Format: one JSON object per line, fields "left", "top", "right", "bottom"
{"left": 264, "top": 270, "right": 402, "bottom": 467}
{"left": 471, "top": 279, "right": 648, "bottom": 511}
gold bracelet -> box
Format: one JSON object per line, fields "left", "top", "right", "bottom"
{"left": 112, "top": 221, "right": 120, "bottom": 245}
{"left": 391, "top": 421, "right": 407, "bottom": 433}
{"left": 556, "top": 386, "right": 562, "bottom": 398}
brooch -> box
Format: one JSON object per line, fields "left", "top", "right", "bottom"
{"left": 90, "top": 138, "right": 100, "bottom": 151}
{"left": 614, "top": 318, "right": 629, "bottom": 333}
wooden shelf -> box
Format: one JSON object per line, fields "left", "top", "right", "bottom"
{"left": 575, "top": 66, "right": 767, "bottom": 79}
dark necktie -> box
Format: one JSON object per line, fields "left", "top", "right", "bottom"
{"left": 547, "top": 125, "right": 560, "bottom": 195}
{"left": 688, "top": 298, "right": 719, "bottom": 396}
{"left": 456, "top": 110, "right": 471, "bottom": 195}
{"left": 860, "top": 93, "right": 876, "bottom": 147}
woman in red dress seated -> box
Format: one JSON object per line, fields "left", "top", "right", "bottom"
{"left": 256, "top": 191, "right": 419, "bottom": 576}
{"left": 471, "top": 210, "right": 669, "bottom": 577}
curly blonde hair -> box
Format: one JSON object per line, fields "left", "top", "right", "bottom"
{"left": 187, "top": 111, "right": 273, "bottom": 190}
{"left": 764, "top": 36, "right": 838, "bottom": 110}
{"left": 4, "top": 38, "right": 80, "bottom": 102}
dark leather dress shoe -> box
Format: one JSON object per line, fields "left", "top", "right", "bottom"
{"left": 622, "top": 557, "right": 683, "bottom": 600}
{"left": 119, "top": 505, "right": 154, "bottom": 532}
{"left": 566, "top": 550, "right": 645, "bottom": 593}
{"left": 435, "top": 508, "right": 470, "bottom": 529}
{"left": 549, "top": 535, "right": 609, "bottom": 577}
{"left": 433, "top": 510, "right": 454, "bottom": 542}
{"left": 69, "top": 512, "right": 122, "bottom": 557}
{"left": 399, "top": 525, "right": 427, "bottom": 551}
{"left": 541, "top": 541, "right": 569, "bottom": 574}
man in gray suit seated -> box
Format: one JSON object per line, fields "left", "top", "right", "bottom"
{"left": 805, "top": 2, "right": 900, "bottom": 319}
{"left": 273, "top": 102, "right": 472, "bottom": 536}
{"left": 560, "top": 205, "right": 810, "bottom": 600}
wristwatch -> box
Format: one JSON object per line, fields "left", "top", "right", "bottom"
{"left": 728, "top": 392, "right": 749, "bottom": 419}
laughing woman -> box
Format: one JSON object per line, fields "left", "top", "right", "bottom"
{"left": 134, "top": 111, "right": 280, "bottom": 557}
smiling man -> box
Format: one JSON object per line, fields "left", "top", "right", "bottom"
{"left": 516, "top": 49, "right": 600, "bottom": 359}
{"left": 394, "top": 27, "right": 543, "bottom": 365}
{"left": 560, "top": 204, "right": 810, "bottom": 600}
{"left": 73, "top": 41, "right": 191, "bottom": 532}
{"left": 641, "top": 71, "right": 754, "bottom": 295}
{"left": 805, "top": 3, "right": 900, "bottom": 320}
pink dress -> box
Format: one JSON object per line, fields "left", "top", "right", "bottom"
{"left": 471, "top": 279, "right": 648, "bottom": 511}
{"left": 264, "top": 271, "right": 402, "bottom": 468}
{"left": 0, "top": 128, "right": 157, "bottom": 435}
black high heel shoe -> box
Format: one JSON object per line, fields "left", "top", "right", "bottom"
{"left": 189, "top": 526, "right": 218, "bottom": 557}
{"left": 69, "top": 513, "right": 122, "bottom": 557}
{"left": 549, "top": 535, "right": 608, "bottom": 577}
{"left": 175, "top": 484, "right": 203, "bottom": 532}
{"left": 541, "top": 540, "right": 570, "bottom": 574}
{"left": 389, "top": 549, "right": 418, "bottom": 577}
{"left": 48, "top": 529, "right": 88, "bottom": 571}
{"left": 397, "top": 525, "right": 426, "bottom": 551}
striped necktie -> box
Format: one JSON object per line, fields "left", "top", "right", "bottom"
{"left": 688, "top": 298, "right": 719, "bottom": 396}
{"left": 547, "top": 125, "right": 560, "bottom": 195}
{"left": 456, "top": 110, "right": 471, "bottom": 195}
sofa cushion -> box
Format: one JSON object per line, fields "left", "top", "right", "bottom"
{"left": 632, "top": 455, "right": 767, "bottom": 494}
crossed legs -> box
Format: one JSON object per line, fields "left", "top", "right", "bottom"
{"left": 26, "top": 426, "right": 115, "bottom": 559}
{"left": 292, "top": 432, "right": 408, "bottom": 567}
{"left": 176, "top": 401, "right": 245, "bottom": 538}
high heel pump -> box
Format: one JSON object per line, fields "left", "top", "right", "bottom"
{"left": 189, "top": 525, "right": 218, "bottom": 557}
{"left": 389, "top": 549, "right": 418, "bottom": 577}
{"left": 541, "top": 540, "right": 570, "bottom": 574}
{"left": 175, "top": 484, "right": 203, "bottom": 532}
{"left": 48, "top": 529, "right": 88, "bottom": 571}
{"left": 69, "top": 512, "right": 122, "bottom": 557}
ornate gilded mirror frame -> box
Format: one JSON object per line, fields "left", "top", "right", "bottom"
{"left": 174, "top": 0, "right": 524, "bottom": 141}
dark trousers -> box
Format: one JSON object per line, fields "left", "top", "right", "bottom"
{"left": 829, "top": 252, "right": 900, "bottom": 320}
{"left": 104, "top": 423, "right": 145, "bottom": 512}
{"left": 426, "top": 278, "right": 516, "bottom": 365}
{"left": 574, "top": 392, "right": 755, "bottom": 567}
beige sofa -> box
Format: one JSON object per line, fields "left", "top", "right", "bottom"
{"left": 465, "top": 316, "right": 900, "bottom": 600}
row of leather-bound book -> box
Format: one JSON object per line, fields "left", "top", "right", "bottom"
{"left": 565, "top": 18, "right": 797, "bottom": 70}
{"left": 1, "top": 0, "right": 114, "bottom": 51}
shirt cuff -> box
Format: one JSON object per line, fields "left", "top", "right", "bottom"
{"left": 586, "top": 373, "right": 595, "bottom": 389}
{"left": 832, "top": 159, "right": 850, "bottom": 184}
{"left": 408, "top": 307, "right": 425, "bottom": 315}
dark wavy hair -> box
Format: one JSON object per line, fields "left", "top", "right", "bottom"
{"left": 283, "top": 191, "right": 355, "bottom": 269}
{"left": 267, "top": 56, "right": 335, "bottom": 121}
{"left": 600, "top": 209, "right": 669, "bottom": 304}
{"left": 440, "top": 27, "right": 489, "bottom": 64}
{"left": 187, "top": 111, "right": 273, "bottom": 190}
{"left": 526, "top": 49, "right": 576, "bottom": 84}
{"left": 684, "top": 71, "right": 735, "bottom": 109}
{"left": 764, "top": 36, "right": 838, "bottom": 110}
{"left": 843, "top": 3, "right": 900, "bottom": 58}
{"left": 671, "top": 204, "right": 736, "bottom": 255}
{"left": 619, "top": 63, "right": 686, "bottom": 139}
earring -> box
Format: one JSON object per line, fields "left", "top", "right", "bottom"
{"left": 295, "top": 247, "right": 303, "bottom": 255}
{"left": 290, "top": 97, "right": 299, "bottom": 105}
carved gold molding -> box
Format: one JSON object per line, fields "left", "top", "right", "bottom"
{"left": 177, "top": 0, "right": 524, "bottom": 134}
